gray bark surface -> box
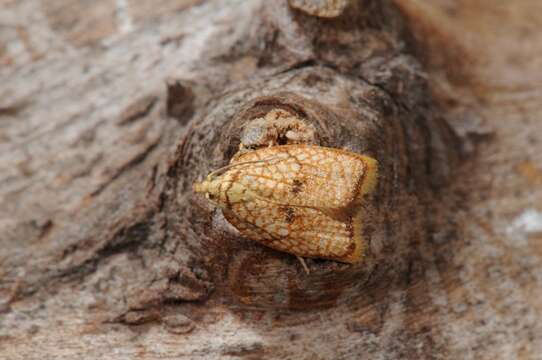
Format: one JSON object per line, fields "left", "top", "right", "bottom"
{"left": 1, "top": 1, "right": 541, "bottom": 359}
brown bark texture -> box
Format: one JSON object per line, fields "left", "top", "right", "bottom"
{"left": 1, "top": 0, "right": 542, "bottom": 359}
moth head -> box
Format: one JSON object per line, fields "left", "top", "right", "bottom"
{"left": 193, "top": 174, "right": 222, "bottom": 202}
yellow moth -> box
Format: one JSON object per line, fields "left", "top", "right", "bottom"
{"left": 193, "top": 145, "right": 378, "bottom": 264}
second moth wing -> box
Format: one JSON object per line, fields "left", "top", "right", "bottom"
{"left": 222, "top": 197, "right": 364, "bottom": 263}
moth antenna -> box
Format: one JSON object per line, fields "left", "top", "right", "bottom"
{"left": 206, "top": 156, "right": 281, "bottom": 180}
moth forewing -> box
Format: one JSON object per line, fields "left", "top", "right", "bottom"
{"left": 222, "top": 198, "right": 364, "bottom": 263}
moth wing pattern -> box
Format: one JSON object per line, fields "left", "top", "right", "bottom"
{"left": 222, "top": 197, "right": 363, "bottom": 263}
{"left": 194, "top": 144, "right": 378, "bottom": 263}
{"left": 230, "top": 145, "right": 377, "bottom": 210}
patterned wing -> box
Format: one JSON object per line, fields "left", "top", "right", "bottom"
{"left": 222, "top": 198, "right": 363, "bottom": 263}
{"left": 227, "top": 145, "right": 377, "bottom": 210}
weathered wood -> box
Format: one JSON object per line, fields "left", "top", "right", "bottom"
{"left": 1, "top": 0, "right": 541, "bottom": 359}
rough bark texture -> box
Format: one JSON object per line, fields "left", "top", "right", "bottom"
{"left": 1, "top": 0, "right": 542, "bottom": 359}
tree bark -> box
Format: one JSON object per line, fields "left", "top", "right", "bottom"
{"left": 1, "top": 0, "right": 542, "bottom": 359}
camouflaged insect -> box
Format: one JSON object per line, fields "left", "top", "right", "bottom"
{"left": 193, "top": 144, "right": 378, "bottom": 263}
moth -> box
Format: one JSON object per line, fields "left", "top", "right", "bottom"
{"left": 193, "top": 144, "right": 378, "bottom": 266}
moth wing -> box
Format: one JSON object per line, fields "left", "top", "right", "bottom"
{"left": 229, "top": 145, "right": 377, "bottom": 210}
{"left": 223, "top": 198, "right": 363, "bottom": 263}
